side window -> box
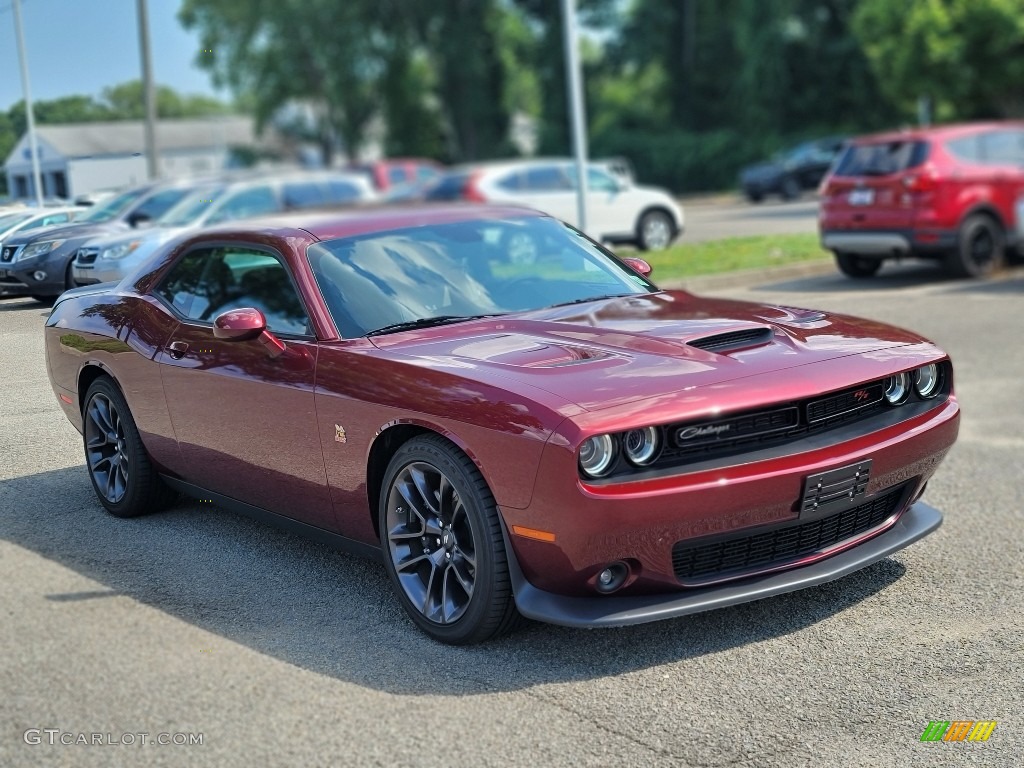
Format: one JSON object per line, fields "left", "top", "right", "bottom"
{"left": 134, "top": 188, "right": 189, "bottom": 220}
{"left": 41, "top": 213, "right": 70, "bottom": 227}
{"left": 582, "top": 168, "right": 618, "bottom": 192}
{"left": 282, "top": 182, "right": 327, "bottom": 209}
{"left": 387, "top": 167, "right": 407, "bottom": 185}
{"left": 156, "top": 246, "right": 311, "bottom": 335}
{"left": 980, "top": 130, "right": 1024, "bottom": 164}
{"left": 522, "top": 166, "right": 572, "bottom": 192}
{"left": 496, "top": 171, "right": 522, "bottom": 191}
{"left": 207, "top": 186, "right": 279, "bottom": 224}
{"left": 945, "top": 136, "right": 982, "bottom": 163}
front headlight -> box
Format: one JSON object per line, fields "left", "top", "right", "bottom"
{"left": 624, "top": 426, "right": 660, "bottom": 466}
{"left": 100, "top": 241, "right": 141, "bottom": 260}
{"left": 579, "top": 434, "right": 616, "bottom": 478}
{"left": 883, "top": 372, "right": 910, "bottom": 405}
{"left": 17, "top": 240, "right": 64, "bottom": 260}
{"left": 914, "top": 364, "right": 941, "bottom": 398}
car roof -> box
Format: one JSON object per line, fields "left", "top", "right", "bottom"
{"left": 849, "top": 121, "right": 1024, "bottom": 145}
{"left": 204, "top": 203, "right": 546, "bottom": 241}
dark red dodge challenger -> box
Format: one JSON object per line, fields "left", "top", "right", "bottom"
{"left": 44, "top": 205, "right": 960, "bottom": 644}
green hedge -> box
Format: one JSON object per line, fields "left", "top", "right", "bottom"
{"left": 591, "top": 128, "right": 778, "bottom": 194}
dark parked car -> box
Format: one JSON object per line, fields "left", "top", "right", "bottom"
{"left": 0, "top": 180, "right": 203, "bottom": 302}
{"left": 820, "top": 121, "right": 1024, "bottom": 278}
{"left": 46, "top": 205, "right": 958, "bottom": 644}
{"left": 740, "top": 137, "right": 846, "bottom": 202}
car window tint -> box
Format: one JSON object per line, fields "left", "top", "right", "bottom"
{"left": 576, "top": 168, "right": 618, "bottom": 192}
{"left": 425, "top": 173, "right": 472, "bottom": 200}
{"left": 944, "top": 135, "right": 982, "bottom": 163}
{"left": 522, "top": 166, "right": 571, "bottom": 191}
{"left": 833, "top": 141, "right": 929, "bottom": 176}
{"left": 980, "top": 130, "right": 1024, "bottom": 164}
{"left": 134, "top": 188, "right": 190, "bottom": 220}
{"left": 40, "top": 213, "right": 70, "bottom": 227}
{"left": 21, "top": 217, "right": 47, "bottom": 231}
{"left": 496, "top": 171, "right": 521, "bottom": 191}
{"left": 282, "top": 182, "right": 327, "bottom": 209}
{"left": 156, "top": 246, "right": 311, "bottom": 334}
{"left": 415, "top": 166, "right": 439, "bottom": 182}
{"left": 387, "top": 167, "right": 407, "bottom": 184}
{"left": 206, "top": 186, "right": 279, "bottom": 224}
{"left": 306, "top": 216, "right": 651, "bottom": 338}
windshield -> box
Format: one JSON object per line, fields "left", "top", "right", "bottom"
{"left": 78, "top": 188, "right": 147, "bottom": 223}
{"left": 158, "top": 186, "right": 227, "bottom": 226}
{"left": 307, "top": 216, "right": 655, "bottom": 338}
{"left": 0, "top": 212, "right": 33, "bottom": 232}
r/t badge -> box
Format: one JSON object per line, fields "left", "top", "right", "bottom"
{"left": 335, "top": 424, "right": 348, "bottom": 443}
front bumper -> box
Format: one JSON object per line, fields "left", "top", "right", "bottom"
{"left": 0, "top": 244, "right": 78, "bottom": 296}
{"left": 507, "top": 500, "right": 941, "bottom": 627}
{"left": 820, "top": 229, "right": 957, "bottom": 256}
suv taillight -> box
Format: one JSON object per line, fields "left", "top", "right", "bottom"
{"left": 902, "top": 168, "right": 938, "bottom": 193}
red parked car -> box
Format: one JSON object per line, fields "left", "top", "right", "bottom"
{"left": 45, "top": 205, "right": 959, "bottom": 644}
{"left": 349, "top": 158, "right": 443, "bottom": 191}
{"left": 819, "top": 122, "right": 1024, "bottom": 278}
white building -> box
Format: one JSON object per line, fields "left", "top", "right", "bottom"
{"left": 3, "top": 116, "right": 266, "bottom": 200}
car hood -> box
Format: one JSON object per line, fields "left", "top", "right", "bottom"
{"left": 369, "top": 291, "right": 930, "bottom": 411}
{"left": 4, "top": 220, "right": 129, "bottom": 246}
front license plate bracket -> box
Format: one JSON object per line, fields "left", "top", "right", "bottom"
{"left": 800, "top": 459, "right": 872, "bottom": 517}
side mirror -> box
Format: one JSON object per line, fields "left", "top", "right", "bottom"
{"left": 622, "top": 257, "right": 653, "bottom": 278}
{"left": 213, "top": 307, "right": 266, "bottom": 341}
{"left": 128, "top": 212, "right": 152, "bottom": 228}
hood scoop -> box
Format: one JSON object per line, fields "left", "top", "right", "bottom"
{"left": 688, "top": 326, "right": 773, "bottom": 353}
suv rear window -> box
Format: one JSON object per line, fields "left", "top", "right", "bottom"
{"left": 833, "top": 140, "right": 929, "bottom": 177}
{"left": 425, "top": 173, "right": 471, "bottom": 201}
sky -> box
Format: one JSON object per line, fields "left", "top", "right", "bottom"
{"left": 0, "top": 0, "right": 224, "bottom": 112}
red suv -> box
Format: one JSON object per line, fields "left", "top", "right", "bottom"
{"left": 819, "top": 122, "right": 1024, "bottom": 278}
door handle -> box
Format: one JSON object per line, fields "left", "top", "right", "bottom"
{"left": 167, "top": 341, "right": 189, "bottom": 359}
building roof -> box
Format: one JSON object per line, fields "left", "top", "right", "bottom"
{"left": 21, "top": 116, "right": 261, "bottom": 159}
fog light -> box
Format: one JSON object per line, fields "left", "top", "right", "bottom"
{"left": 595, "top": 561, "right": 629, "bottom": 593}
{"left": 33, "top": 271, "right": 47, "bottom": 281}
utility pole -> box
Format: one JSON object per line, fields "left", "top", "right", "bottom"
{"left": 136, "top": 0, "right": 159, "bottom": 179}
{"left": 12, "top": 0, "right": 44, "bottom": 205}
{"left": 561, "top": 0, "right": 589, "bottom": 233}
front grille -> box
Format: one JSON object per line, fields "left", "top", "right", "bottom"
{"left": 662, "top": 407, "right": 799, "bottom": 458}
{"left": 671, "top": 485, "right": 905, "bottom": 583}
{"left": 1, "top": 246, "right": 15, "bottom": 262}
{"left": 76, "top": 248, "right": 98, "bottom": 265}
{"left": 689, "top": 327, "right": 773, "bottom": 352}
{"left": 808, "top": 383, "right": 884, "bottom": 423}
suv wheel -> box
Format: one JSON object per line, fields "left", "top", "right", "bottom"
{"left": 948, "top": 214, "right": 1004, "bottom": 278}
{"left": 835, "top": 252, "right": 882, "bottom": 278}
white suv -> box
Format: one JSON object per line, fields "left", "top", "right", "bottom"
{"left": 424, "top": 159, "right": 684, "bottom": 251}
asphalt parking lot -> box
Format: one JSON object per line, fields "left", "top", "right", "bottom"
{"left": 682, "top": 197, "right": 818, "bottom": 242}
{"left": 1, "top": 261, "right": 1022, "bottom": 768}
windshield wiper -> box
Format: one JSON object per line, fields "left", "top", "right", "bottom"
{"left": 547, "top": 293, "right": 633, "bottom": 309}
{"left": 366, "top": 314, "right": 501, "bottom": 337}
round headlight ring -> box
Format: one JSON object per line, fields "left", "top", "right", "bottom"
{"left": 884, "top": 372, "right": 910, "bottom": 405}
{"left": 579, "top": 434, "right": 616, "bottom": 478}
{"left": 914, "top": 364, "right": 940, "bottom": 399}
{"left": 623, "top": 426, "right": 660, "bottom": 466}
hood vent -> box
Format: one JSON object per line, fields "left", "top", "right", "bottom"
{"left": 689, "top": 327, "right": 773, "bottom": 353}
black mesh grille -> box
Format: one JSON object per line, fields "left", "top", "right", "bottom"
{"left": 808, "top": 383, "right": 884, "bottom": 423}
{"left": 689, "top": 327, "right": 772, "bottom": 352}
{"left": 671, "top": 485, "right": 905, "bottom": 583}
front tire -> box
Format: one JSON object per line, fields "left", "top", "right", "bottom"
{"left": 637, "top": 209, "right": 674, "bottom": 252}
{"left": 379, "top": 435, "right": 519, "bottom": 644}
{"left": 835, "top": 252, "right": 882, "bottom": 278}
{"left": 947, "top": 214, "right": 1004, "bottom": 278}
{"left": 83, "top": 376, "right": 177, "bottom": 517}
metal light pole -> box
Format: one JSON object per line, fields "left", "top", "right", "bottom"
{"left": 136, "top": 0, "right": 159, "bottom": 179}
{"left": 12, "top": 0, "right": 44, "bottom": 205}
{"left": 561, "top": 0, "right": 589, "bottom": 232}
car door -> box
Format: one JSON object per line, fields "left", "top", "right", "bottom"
{"left": 152, "top": 243, "right": 334, "bottom": 529}
{"left": 573, "top": 166, "right": 632, "bottom": 238}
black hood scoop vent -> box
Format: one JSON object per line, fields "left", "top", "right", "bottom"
{"left": 688, "top": 326, "right": 773, "bottom": 353}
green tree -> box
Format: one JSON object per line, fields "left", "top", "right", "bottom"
{"left": 854, "top": 0, "right": 1024, "bottom": 120}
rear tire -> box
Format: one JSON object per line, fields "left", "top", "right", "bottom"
{"left": 835, "top": 252, "right": 882, "bottom": 278}
{"left": 780, "top": 176, "right": 801, "bottom": 201}
{"left": 379, "top": 434, "right": 520, "bottom": 644}
{"left": 82, "top": 376, "right": 177, "bottom": 518}
{"left": 637, "top": 209, "right": 674, "bottom": 252}
{"left": 947, "top": 214, "right": 1004, "bottom": 278}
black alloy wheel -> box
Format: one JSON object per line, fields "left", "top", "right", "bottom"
{"left": 949, "top": 214, "right": 1004, "bottom": 278}
{"left": 834, "top": 252, "right": 883, "bottom": 278}
{"left": 83, "top": 376, "right": 177, "bottom": 517}
{"left": 379, "top": 435, "right": 520, "bottom": 644}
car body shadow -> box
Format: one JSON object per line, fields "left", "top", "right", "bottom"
{"left": 2, "top": 466, "right": 908, "bottom": 695}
